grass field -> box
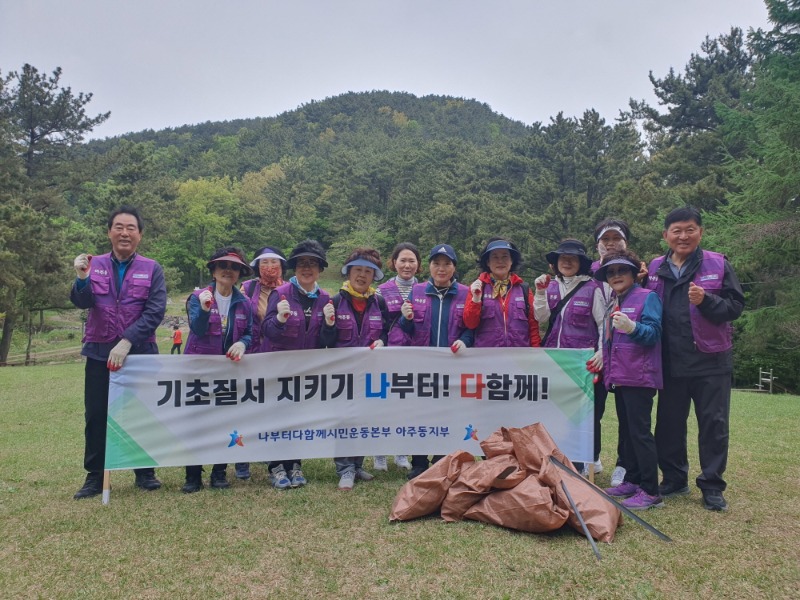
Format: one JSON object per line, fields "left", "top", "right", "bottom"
{"left": 1, "top": 364, "right": 798, "bottom": 599}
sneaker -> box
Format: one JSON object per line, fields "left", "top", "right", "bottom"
{"left": 395, "top": 455, "right": 412, "bottom": 470}
{"left": 355, "top": 468, "right": 374, "bottom": 482}
{"left": 622, "top": 489, "right": 664, "bottom": 510}
{"left": 407, "top": 466, "right": 427, "bottom": 480}
{"left": 605, "top": 481, "right": 640, "bottom": 498}
{"left": 373, "top": 455, "right": 388, "bottom": 471}
{"left": 338, "top": 470, "right": 356, "bottom": 491}
{"left": 73, "top": 473, "right": 102, "bottom": 500}
{"left": 289, "top": 464, "right": 306, "bottom": 488}
{"left": 659, "top": 480, "right": 690, "bottom": 498}
{"left": 593, "top": 460, "right": 603, "bottom": 474}
{"left": 269, "top": 466, "right": 292, "bottom": 490}
{"left": 701, "top": 489, "right": 728, "bottom": 512}
{"left": 234, "top": 462, "right": 251, "bottom": 480}
{"left": 210, "top": 470, "right": 230, "bottom": 489}
{"left": 579, "top": 463, "right": 590, "bottom": 478}
{"left": 134, "top": 471, "right": 162, "bottom": 491}
{"left": 610, "top": 466, "right": 626, "bottom": 487}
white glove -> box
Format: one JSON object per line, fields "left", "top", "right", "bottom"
{"left": 107, "top": 338, "right": 132, "bottom": 371}
{"left": 276, "top": 295, "right": 291, "bottom": 324}
{"left": 534, "top": 273, "right": 551, "bottom": 292}
{"left": 370, "top": 339, "right": 384, "bottom": 349}
{"left": 226, "top": 341, "right": 246, "bottom": 361}
{"left": 611, "top": 311, "right": 636, "bottom": 334}
{"left": 323, "top": 300, "right": 335, "bottom": 326}
{"left": 401, "top": 300, "right": 413, "bottom": 320}
{"left": 198, "top": 290, "right": 213, "bottom": 312}
{"left": 74, "top": 254, "right": 91, "bottom": 280}
{"left": 470, "top": 279, "right": 483, "bottom": 302}
{"left": 451, "top": 340, "right": 466, "bottom": 354}
{"left": 587, "top": 349, "right": 603, "bottom": 372}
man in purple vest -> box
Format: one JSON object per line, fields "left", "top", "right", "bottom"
{"left": 647, "top": 207, "right": 744, "bottom": 511}
{"left": 70, "top": 206, "right": 167, "bottom": 499}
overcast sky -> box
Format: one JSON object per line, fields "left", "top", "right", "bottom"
{"left": 1, "top": 1, "right": 771, "bottom": 140}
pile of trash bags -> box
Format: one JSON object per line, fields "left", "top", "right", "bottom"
{"left": 389, "top": 423, "right": 622, "bottom": 542}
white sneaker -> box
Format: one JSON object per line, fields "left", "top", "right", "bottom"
{"left": 611, "top": 466, "right": 626, "bottom": 487}
{"left": 594, "top": 460, "right": 603, "bottom": 474}
{"left": 580, "top": 464, "right": 590, "bottom": 478}
{"left": 395, "top": 455, "right": 412, "bottom": 470}
{"left": 373, "top": 456, "right": 388, "bottom": 471}
{"left": 338, "top": 470, "right": 356, "bottom": 491}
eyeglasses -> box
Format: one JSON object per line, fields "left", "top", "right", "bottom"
{"left": 295, "top": 259, "right": 319, "bottom": 268}
{"left": 606, "top": 266, "right": 631, "bottom": 277}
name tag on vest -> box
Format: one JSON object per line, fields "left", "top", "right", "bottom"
{"left": 699, "top": 274, "right": 719, "bottom": 282}
{"left": 132, "top": 273, "right": 149, "bottom": 279}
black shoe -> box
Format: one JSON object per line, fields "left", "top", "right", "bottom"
{"left": 210, "top": 470, "right": 230, "bottom": 489}
{"left": 182, "top": 478, "right": 204, "bottom": 494}
{"left": 135, "top": 472, "right": 162, "bottom": 491}
{"left": 702, "top": 489, "right": 728, "bottom": 512}
{"left": 658, "top": 480, "right": 690, "bottom": 498}
{"left": 74, "top": 473, "right": 102, "bottom": 499}
{"left": 234, "top": 462, "right": 251, "bottom": 480}
{"left": 407, "top": 466, "right": 427, "bottom": 480}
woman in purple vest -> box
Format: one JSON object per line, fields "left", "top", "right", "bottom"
{"left": 373, "top": 242, "right": 422, "bottom": 472}
{"left": 182, "top": 247, "right": 254, "bottom": 493}
{"left": 398, "top": 244, "right": 474, "bottom": 480}
{"left": 463, "top": 238, "right": 541, "bottom": 347}
{"left": 330, "top": 248, "right": 391, "bottom": 490}
{"left": 262, "top": 240, "right": 337, "bottom": 489}
{"left": 533, "top": 239, "right": 606, "bottom": 477}
{"left": 233, "top": 245, "right": 287, "bottom": 481}
{"left": 595, "top": 249, "right": 664, "bottom": 511}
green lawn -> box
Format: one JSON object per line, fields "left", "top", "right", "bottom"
{"left": 1, "top": 364, "right": 798, "bottom": 598}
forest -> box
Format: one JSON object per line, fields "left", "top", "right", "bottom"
{"left": 1, "top": 0, "right": 798, "bottom": 391}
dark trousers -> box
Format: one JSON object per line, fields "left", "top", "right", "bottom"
{"left": 615, "top": 386, "right": 658, "bottom": 496}
{"left": 655, "top": 374, "right": 731, "bottom": 492}
{"left": 83, "top": 358, "right": 154, "bottom": 478}
{"left": 269, "top": 460, "right": 300, "bottom": 473}
{"left": 170, "top": 343, "right": 182, "bottom": 354}
{"left": 186, "top": 464, "right": 227, "bottom": 478}
{"left": 593, "top": 379, "right": 607, "bottom": 462}
{"left": 411, "top": 455, "right": 444, "bottom": 469}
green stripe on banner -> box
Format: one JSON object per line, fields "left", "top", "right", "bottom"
{"left": 544, "top": 348, "right": 595, "bottom": 423}
{"left": 106, "top": 416, "right": 157, "bottom": 469}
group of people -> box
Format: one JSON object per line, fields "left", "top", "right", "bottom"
{"left": 71, "top": 205, "right": 743, "bottom": 514}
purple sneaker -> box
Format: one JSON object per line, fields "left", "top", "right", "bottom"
{"left": 622, "top": 489, "right": 665, "bottom": 511}
{"left": 605, "top": 481, "right": 640, "bottom": 498}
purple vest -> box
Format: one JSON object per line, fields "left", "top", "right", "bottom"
{"left": 378, "top": 279, "right": 408, "bottom": 347}
{"left": 333, "top": 295, "right": 385, "bottom": 348}
{"left": 185, "top": 288, "right": 251, "bottom": 355}
{"left": 83, "top": 253, "right": 157, "bottom": 343}
{"left": 543, "top": 279, "right": 599, "bottom": 349}
{"left": 241, "top": 279, "right": 276, "bottom": 354}
{"left": 263, "top": 281, "right": 330, "bottom": 351}
{"left": 603, "top": 286, "right": 663, "bottom": 390}
{"left": 647, "top": 250, "right": 732, "bottom": 353}
{"left": 472, "top": 283, "right": 530, "bottom": 348}
{"left": 407, "top": 282, "right": 468, "bottom": 347}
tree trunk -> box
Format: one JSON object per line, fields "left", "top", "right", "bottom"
{"left": 0, "top": 307, "right": 16, "bottom": 365}
{"left": 25, "top": 317, "right": 33, "bottom": 366}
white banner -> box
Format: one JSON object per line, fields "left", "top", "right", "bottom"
{"left": 106, "top": 347, "right": 595, "bottom": 469}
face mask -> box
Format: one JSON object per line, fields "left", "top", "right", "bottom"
{"left": 597, "top": 238, "right": 626, "bottom": 258}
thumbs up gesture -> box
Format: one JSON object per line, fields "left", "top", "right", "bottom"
{"left": 401, "top": 300, "right": 413, "bottom": 320}
{"left": 688, "top": 281, "right": 705, "bottom": 305}
{"left": 199, "top": 289, "right": 213, "bottom": 311}
{"left": 470, "top": 279, "right": 483, "bottom": 303}
{"left": 277, "top": 295, "right": 291, "bottom": 323}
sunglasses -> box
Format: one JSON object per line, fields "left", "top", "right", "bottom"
{"left": 215, "top": 261, "right": 242, "bottom": 271}
{"left": 606, "top": 266, "right": 632, "bottom": 277}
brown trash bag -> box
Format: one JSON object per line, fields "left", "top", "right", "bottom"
{"left": 506, "top": 422, "right": 574, "bottom": 475}
{"left": 479, "top": 427, "right": 515, "bottom": 459}
{"left": 464, "top": 473, "right": 570, "bottom": 533}
{"left": 440, "top": 454, "right": 527, "bottom": 522}
{"left": 538, "top": 457, "right": 623, "bottom": 543}
{"left": 389, "top": 450, "right": 475, "bottom": 521}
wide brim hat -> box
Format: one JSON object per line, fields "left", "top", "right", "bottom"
{"left": 286, "top": 250, "right": 329, "bottom": 270}
{"left": 429, "top": 244, "right": 458, "bottom": 264}
{"left": 593, "top": 257, "right": 640, "bottom": 282}
{"left": 545, "top": 240, "right": 593, "bottom": 272}
{"left": 207, "top": 252, "right": 254, "bottom": 277}
{"left": 479, "top": 239, "right": 520, "bottom": 271}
